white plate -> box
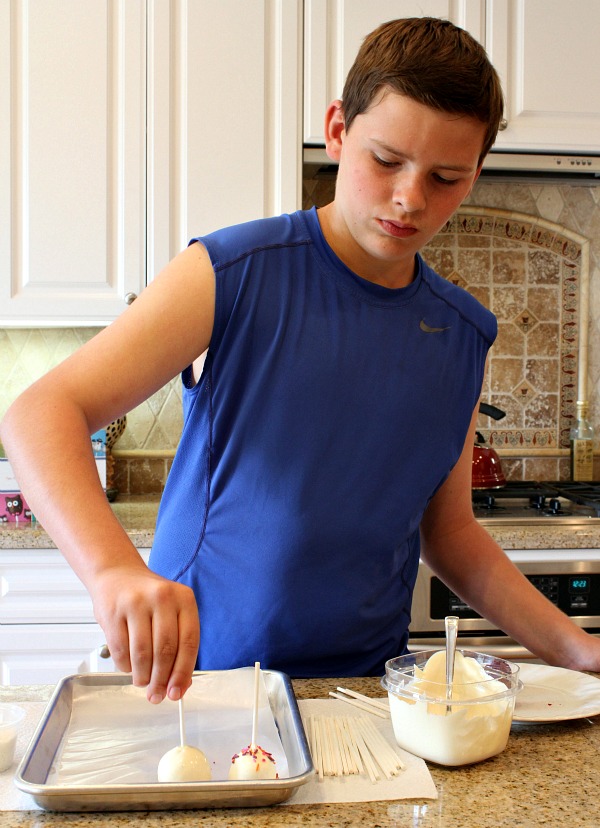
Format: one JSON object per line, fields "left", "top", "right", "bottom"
{"left": 513, "top": 663, "right": 600, "bottom": 723}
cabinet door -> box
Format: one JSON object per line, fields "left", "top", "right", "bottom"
{"left": 487, "top": 0, "right": 600, "bottom": 151}
{"left": 0, "top": 624, "right": 116, "bottom": 685}
{"left": 0, "top": 0, "right": 146, "bottom": 325}
{"left": 304, "top": 0, "right": 486, "bottom": 145}
{"left": 0, "top": 549, "right": 149, "bottom": 624}
{"left": 147, "top": 0, "right": 303, "bottom": 277}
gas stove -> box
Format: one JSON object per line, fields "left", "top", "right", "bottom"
{"left": 410, "top": 480, "right": 600, "bottom": 658}
{"left": 473, "top": 481, "right": 600, "bottom": 526}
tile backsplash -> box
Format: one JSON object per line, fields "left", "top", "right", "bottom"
{"left": 1, "top": 177, "right": 599, "bottom": 492}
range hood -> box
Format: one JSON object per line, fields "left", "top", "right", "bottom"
{"left": 303, "top": 146, "right": 600, "bottom": 182}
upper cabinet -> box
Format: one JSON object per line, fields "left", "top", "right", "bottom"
{"left": 303, "top": 0, "right": 600, "bottom": 154}
{"left": 146, "top": 0, "right": 303, "bottom": 280}
{"left": 486, "top": 0, "right": 600, "bottom": 152}
{"left": 0, "top": 1, "right": 147, "bottom": 325}
{"left": 304, "top": 0, "right": 486, "bottom": 145}
{"left": 1, "top": 0, "right": 303, "bottom": 326}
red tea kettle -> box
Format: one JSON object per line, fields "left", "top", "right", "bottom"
{"left": 472, "top": 403, "right": 506, "bottom": 489}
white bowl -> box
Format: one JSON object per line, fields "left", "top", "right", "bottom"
{"left": 381, "top": 650, "right": 522, "bottom": 766}
{"left": 0, "top": 704, "right": 25, "bottom": 773}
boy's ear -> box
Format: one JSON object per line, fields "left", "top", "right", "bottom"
{"left": 323, "top": 100, "right": 345, "bottom": 162}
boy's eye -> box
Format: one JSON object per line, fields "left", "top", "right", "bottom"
{"left": 373, "top": 154, "right": 398, "bottom": 168}
{"left": 433, "top": 173, "right": 459, "bottom": 185}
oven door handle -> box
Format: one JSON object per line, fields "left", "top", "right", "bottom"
{"left": 468, "top": 643, "right": 536, "bottom": 660}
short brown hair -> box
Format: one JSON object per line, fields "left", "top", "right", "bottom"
{"left": 341, "top": 17, "right": 504, "bottom": 163}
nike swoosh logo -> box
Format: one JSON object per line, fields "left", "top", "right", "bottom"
{"left": 420, "top": 319, "right": 451, "bottom": 333}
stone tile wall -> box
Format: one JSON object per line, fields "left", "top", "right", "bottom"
{"left": 1, "top": 177, "right": 598, "bottom": 492}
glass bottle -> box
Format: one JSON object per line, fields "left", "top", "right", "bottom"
{"left": 570, "top": 401, "right": 594, "bottom": 481}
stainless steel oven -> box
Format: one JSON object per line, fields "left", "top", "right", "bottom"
{"left": 408, "top": 482, "right": 600, "bottom": 659}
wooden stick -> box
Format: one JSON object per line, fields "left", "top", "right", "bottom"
{"left": 347, "top": 719, "right": 379, "bottom": 783}
{"left": 356, "top": 717, "right": 405, "bottom": 778}
{"left": 250, "top": 660, "right": 260, "bottom": 749}
{"left": 329, "top": 692, "right": 390, "bottom": 718}
{"left": 178, "top": 698, "right": 186, "bottom": 747}
{"left": 340, "top": 716, "right": 363, "bottom": 774}
{"left": 335, "top": 687, "right": 390, "bottom": 712}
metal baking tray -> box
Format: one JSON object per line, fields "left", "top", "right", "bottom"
{"left": 14, "top": 670, "right": 314, "bottom": 811}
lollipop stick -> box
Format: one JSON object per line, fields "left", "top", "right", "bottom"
{"left": 251, "top": 661, "right": 260, "bottom": 749}
{"left": 178, "top": 697, "right": 186, "bottom": 748}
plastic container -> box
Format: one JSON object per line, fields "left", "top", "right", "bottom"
{"left": 381, "top": 650, "right": 522, "bottom": 766}
{"left": 0, "top": 704, "right": 25, "bottom": 772}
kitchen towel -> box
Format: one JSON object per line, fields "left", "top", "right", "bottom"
{"left": 289, "top": 698, "right": 437, "bottom": 804}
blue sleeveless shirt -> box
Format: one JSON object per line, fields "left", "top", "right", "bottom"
{"left": 149, "top": 208, "right": 496, "bottom": 677}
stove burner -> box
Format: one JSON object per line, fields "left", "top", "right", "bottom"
{"left": 472, "top": 480, "right": 600, "bottom": 524}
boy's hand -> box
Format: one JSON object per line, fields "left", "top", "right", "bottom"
{"left": 91, "top": 567, "right": 200, "bottom": 703}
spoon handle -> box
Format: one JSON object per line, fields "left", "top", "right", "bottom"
{"left": 445, "top": 615, "right": 459, "bottom": 703}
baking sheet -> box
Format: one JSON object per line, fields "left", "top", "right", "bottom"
{"left": 14, "top": 668, "right": 313, "bottom": 811}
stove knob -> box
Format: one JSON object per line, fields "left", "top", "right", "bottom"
{"left": 530, "top": 495, "right": 545, "bottom": 510}
{"left": 548, "top": 498, "right": 562, "bottom": 514}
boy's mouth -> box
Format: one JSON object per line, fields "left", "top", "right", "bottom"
{"left": 378, "top": 218, "right": 418, "bottom": 238}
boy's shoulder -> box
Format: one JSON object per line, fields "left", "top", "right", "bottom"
{"left": 419, "top": 255, "right": 497, "bottom": 345}
{"left": 190, "top": 210, "right": 314, "bottom": 270}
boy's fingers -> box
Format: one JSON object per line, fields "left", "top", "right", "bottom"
{"left": 127, "top": 613, "right": 155, "bottom": 690}
{"left": 166, "top": 610, "right": 201, "bottom": 701}
{"left": 145, "top": 606, "right": 180, "bottom": 703}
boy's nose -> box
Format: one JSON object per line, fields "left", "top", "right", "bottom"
{"left": 393, "top": 173, "right": 426, "bottom": 212}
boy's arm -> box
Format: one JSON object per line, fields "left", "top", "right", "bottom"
{"left": 0, "top": 242, "right": 216, "bottom": 702}
{"left": 420, "top": 405, "right": 600, "bottom": 671}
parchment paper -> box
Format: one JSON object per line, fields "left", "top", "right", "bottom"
{"left": 288, "top": 698, "right": 438, "bottom": 803}
{"left": 46, "top": 667, "right": 288, "bottom": 785}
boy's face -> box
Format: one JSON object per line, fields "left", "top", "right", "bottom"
{"left": 321, "top": 89, "right": 486, "bottom": 288}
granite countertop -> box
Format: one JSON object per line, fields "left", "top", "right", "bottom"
{"left": 2, "top": 675, "right": 600, "bottom": 827}
{"left": 2, "top": 495, "right": 600, "bottom": 551}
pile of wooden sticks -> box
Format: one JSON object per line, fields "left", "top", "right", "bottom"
{"left": 304, "top": 714, "right": 405, "bottom": 783}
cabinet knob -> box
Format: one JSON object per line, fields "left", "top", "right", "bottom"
{"left": 99, "top": 644, "right": 111, "bottom": 659}
{"left": 498, "top": 118, "right": 508, "bottom": 131}
{"left": 125, "top": 292, "right": 138, "bottom": 305}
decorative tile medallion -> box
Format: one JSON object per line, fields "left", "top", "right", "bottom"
{"left": 423, "top": 207, "right": 589, "bottom": 455}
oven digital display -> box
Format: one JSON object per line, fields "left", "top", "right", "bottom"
{"left": 569, "top": 576, "right": 590, "bottom": 593}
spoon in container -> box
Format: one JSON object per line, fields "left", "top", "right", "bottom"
{"left": 444, "top": 615, "right": 459, "bottom": 714}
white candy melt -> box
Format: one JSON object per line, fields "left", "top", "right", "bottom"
{"left": 228, "top": 745, "right": 278, "bottom": 780}
{"left": 157, "top": 745, "right": 212, "bottom": 782}
{"left": 387, "top": 651, "right": 516, "bottom": 766}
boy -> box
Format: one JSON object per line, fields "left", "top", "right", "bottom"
{"left": 2, "top": 18, "right": 600, "bottom": 703}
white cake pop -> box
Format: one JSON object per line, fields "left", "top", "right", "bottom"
{"left": 228, "top": 744, "right": 278, "bottom": 780}
{"left": 228, "top": 662, "right": 278, "bottom": 781}
{"left": 158, "top": 744, "right": 212, "bottom": 782}
{"left": 157, "top": 696, "right": 212, "bottom": 783}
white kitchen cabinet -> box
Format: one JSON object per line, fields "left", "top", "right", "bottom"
{"left": 146, "top": 0, "right": 303, "bottom": 277}
{"left": 486, "top": 0, "right": 600, "bottom": 152}
{"left": 1, "top": 0, "right": 303, "bottom": 326}
{"left": 0, "top": 548, "right": 149, "bottom": 685}
{"left": 303, "top": 0, "right": 486, "bottom": 145}
{"left": 0, "top": 0, "right": 147, "bottom": 326}
{"left": 0, "top": 625, "right": 116, "bottom": 686}
{"left": 303, "top": 0, "right": 600, "bottom": 154}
